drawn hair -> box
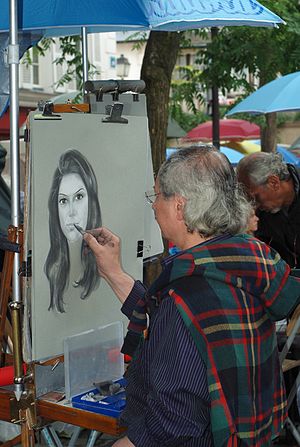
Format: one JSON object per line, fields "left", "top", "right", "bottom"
{"left": 158, "top": 145, "right": 252, "bottom": 237}
{"left": 44, "top": 149, "right": 101, "bottom": 313}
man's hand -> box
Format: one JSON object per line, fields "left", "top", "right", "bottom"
{"left": 83, "top": 227, "right": 134, "bottom": 303}
{"left": 112, "top": 436, "right": 135, "bottom": 447}
{"left": 84, "top": 227, "right": 122, "bottom": 281}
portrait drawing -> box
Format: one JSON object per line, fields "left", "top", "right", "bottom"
{"left": 44, "top": 149, "right": 101, "bottom": 313}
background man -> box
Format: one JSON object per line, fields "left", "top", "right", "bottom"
{"left": 85, "top": 146, "right": 300, "bottom": 447}
{"left": 237, "top": 152, "right": 300, "bottom": 269}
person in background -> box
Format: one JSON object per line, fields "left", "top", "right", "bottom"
{"left": 246, "top": 207, "right": 259, "bottom": 235}
{"left": 84, "top": 146, "right": 300, "bottom": 447}
{"left": 237, "top": 152, "right": 300, "bottom": 269}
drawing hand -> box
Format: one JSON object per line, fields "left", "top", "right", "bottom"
{"left": 83, "top": 227, "right": 122, "bottom": 281}
{"left": 84, "top": 227, "right": 135, "bottom": 304}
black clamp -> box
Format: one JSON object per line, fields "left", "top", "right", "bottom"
{"left": 37, "top": 100, "right": 60, "bottom": 117}
{"left": 102, "top": 102, "right": 128, "bottom": 124}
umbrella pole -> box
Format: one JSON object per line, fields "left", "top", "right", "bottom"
{"left": 211, "top": 27, "right": 220, "bottom": 150}
{"left": 81, "top": 27, "right": 88, "bottom": 97}
{"left": 9, "top": 0, "right": 23, "bottom": 400}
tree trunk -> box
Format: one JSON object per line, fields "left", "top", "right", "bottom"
{"left": 261, "top": 112, "right": 277, "bottom": 152}
{"left": 141, "top": 31, "right": 181, "bottom": 175}
{"left": 141, "top": 31, "right": 181, "bottom": 285}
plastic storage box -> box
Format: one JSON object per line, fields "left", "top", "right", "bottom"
{"left": 64, "top": 320, "right": 125, "bottom": 410}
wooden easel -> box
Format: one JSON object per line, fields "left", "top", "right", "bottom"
{"left": 0, "top": 225, "right": 22, "bottom": 367}
{"left": 0, "top": 225, "right": 34, "bottom": 447}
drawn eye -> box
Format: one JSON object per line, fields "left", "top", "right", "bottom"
{"left": 75, "top": 192, "right": 84, "bottom": 201}
{"left": 58, "top": 197, "right": 68, "bottom": 206}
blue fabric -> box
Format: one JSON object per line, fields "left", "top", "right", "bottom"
{"left": 227, "top": 71, "right": 300, "bottom": 115}
{"left": 0, "top": 0, "right": 284, "bottom": 117}
{"left": 0, "top": 0, "right": 283, "bottom": 34}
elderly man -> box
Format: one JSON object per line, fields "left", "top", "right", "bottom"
{"left": 237, "top": 152, "right": 300, "bottom": 269}
{"left": 84, "top": 146, "right": 300, "bottom": 447}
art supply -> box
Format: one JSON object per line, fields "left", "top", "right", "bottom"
{"left": 73, "top": 224, "right": 85, "bottom": 235}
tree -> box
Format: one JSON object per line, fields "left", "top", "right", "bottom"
{"left": 190, "top": 0, "right": 300, "bottom": 152}
{"left": 141, "top": 31, "right": 181, "bottom": 174}
{"left": 140, "top": 31, "right": 181, "bottom": 285}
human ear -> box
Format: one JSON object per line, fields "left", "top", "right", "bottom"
{"left": 267, "top": 175, "right": 280, "bottom": 191}
{"left": 175, "top": 196, "right": 186, "bottom": 221}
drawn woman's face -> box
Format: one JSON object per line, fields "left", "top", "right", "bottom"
{"left": 58, "top": 173, "right": 89, "bottom": 242}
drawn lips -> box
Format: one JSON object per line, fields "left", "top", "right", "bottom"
{"left": 67, "top": 223, "right": 79, "bottom": 229}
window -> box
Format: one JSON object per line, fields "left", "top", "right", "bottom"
{"left": 20, "top": 48, "right": 40, "bottom": 88}
{"left": 52, "top": 39, "right": 77, "bottom": 93}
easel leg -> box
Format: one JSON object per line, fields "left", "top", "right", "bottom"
{"left": 41, "top": 426, "right": 64, "bottom": 447}
{"left": 66, "top": 426, "right": 82, "bottom": 447}
{"left": 18, "top": 408, "right": 35, "bottom": 447}
{"left": 21, "top": 422, "right": 35, "bottom": 447}
{"left": 1, "top": 434, "right": 22, "bottom": 447}
{"left": 86, "top": 430, "right": 102, "bottom": 447}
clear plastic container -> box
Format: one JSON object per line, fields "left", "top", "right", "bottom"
{"left": 64, "top": 321, "right": 124, "bottom": 401}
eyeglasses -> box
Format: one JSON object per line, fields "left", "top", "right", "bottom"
{"left": 145, "top": 190, "right": 161, "bottom": 204}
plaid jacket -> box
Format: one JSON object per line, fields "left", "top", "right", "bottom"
{"left": 145, "top": 233, "right": 300, "bottom": 447}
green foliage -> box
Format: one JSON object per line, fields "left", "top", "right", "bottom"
{"left": 198, "top": 0, "right": 300, "bottom": 88}
{"left": 52, "top": 36, "right": 99, "bottom": 91}
{"left": 170, "top": 0, "right": 300, "bottom": 134}
{"left": 170, "top": 109, "right": 209, "bottom": 132}
{"left": 24, "top": 35, "right": 99, "bottom": 92}
{"left": 125, "top": 31, "right": 148, "bottom": 51}
{"left": 170, "top": 65, "right": 206, "bottom": 114}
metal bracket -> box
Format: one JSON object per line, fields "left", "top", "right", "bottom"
{"left": 8, "top": 44, "right": 19, "bottom": 64}
{"left": 102, "top": 102, "right": 128, "bottom": 124}
{"left": 10, "top": 363, "right": 38, "bottom": 428}
{"left": 37, "top": 100, "right": 61, "bottom": 118}
{"left": 137, "top": 240, "right": 144, "bottom": 258}
{"left": 19, "top": 254, "right": 32, "bottom": 277}
{"left": 10, "top": 389, "right": 37, "bottom": 428}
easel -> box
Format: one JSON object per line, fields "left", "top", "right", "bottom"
{"left": 0, "top": 92, "right": 156, "bottom": 445}
{"left": 0, "top": 225, "right": 22, "bottom": 366}
{"left": 0, "top": 227, "right": 126, "bottom": 447}
{"left": 0, "top": 224, "right": 35, "bottom": 447}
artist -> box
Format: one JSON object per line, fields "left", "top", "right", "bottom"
{"left": 84, "top": 146, "right": 300, "bottom": 447}
{"left": 237, "top": 152, "right": 300, "bottom": 269}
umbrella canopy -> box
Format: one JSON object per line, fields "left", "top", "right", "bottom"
{"left": 183, "top": 119, "right": 260, "bottom": 142}
{"left": 220, "top": 146, "right": 244, "bottom": 165}
{"left": 227, "top": 71, "right": 300, "bottom": 115}
{"left": 0, "top": 0, "right": 284, "bottom": 34}
{"left": 0, "top": 0, "right": 284, "bottom": 117}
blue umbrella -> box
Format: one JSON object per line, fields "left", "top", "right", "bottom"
{"left": 167, "top": 146, "right": 244, "bottom": 166}
{"left": 241, "top": 139, "right": 300, "bottom": 167}
{"left": 0, "top": 0, "right": 284, "bottom": 34}
{"left": 220, "top": 146, "right": 244, "bottom": 165}
{"left": 0, "top": 0, "right": 284, "bottom": 117}
{"left": 227, "top": 71, "right": 300, "bottom": 115}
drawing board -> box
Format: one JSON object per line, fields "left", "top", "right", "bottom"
{"left": 25, "top": 101, "right": 162, "bottom": 360}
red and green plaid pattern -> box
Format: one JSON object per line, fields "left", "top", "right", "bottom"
{"left": 164, "top": 234, "right": 300, "bottom": 446}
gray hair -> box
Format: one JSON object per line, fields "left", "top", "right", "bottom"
{"left": 236, "top": 152, "right": 290, "bottom": 186}
{"left": 157, "top": 145, "right": 252, "bottom": 237}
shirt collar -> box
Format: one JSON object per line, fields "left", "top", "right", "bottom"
{"left": 162, "top": 233, "right": 231, "bottom": 269}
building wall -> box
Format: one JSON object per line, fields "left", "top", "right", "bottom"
{"left": 277, "top": 121, "right": 300, "bottom": 145}
{"left": 19, "top": 32, "right": 118, "bottom": 105}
